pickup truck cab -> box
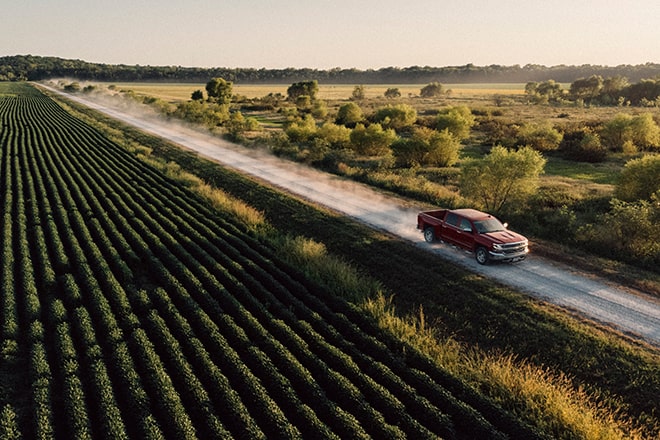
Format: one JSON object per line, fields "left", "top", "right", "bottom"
{"left": 417, "top": 208, "right": 528, "bottom": 264}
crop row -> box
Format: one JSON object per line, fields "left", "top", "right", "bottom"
{"left": 0, "top": 83, "right": 541, "bottom": 439}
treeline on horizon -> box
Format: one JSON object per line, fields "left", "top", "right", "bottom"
{"left": 2, "top": 54, "right": 660, "bottom": 84}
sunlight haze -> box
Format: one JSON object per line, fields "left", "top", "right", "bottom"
{"left": 2, "top": 0, "right": 658, "bottom": 68}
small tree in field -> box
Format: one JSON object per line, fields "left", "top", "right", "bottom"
{"left": 420, "top": 82, "right": 444, "bottom": 98}
{"left": 205, "top": 77, "right": 233, "bottom": 104}
{"left": 391, "top": 127, "right": 461, "bottom": 167}
{"left": 460, "top": 146, "right": 546, "bottom": 213}
{"left": 287, "top": 80, "right": 319, "bottom": 101}
{"left": 352, "top": 85, "right": 366, "bottom": 100}
{"left": 350, "top": 123, "right": 396, "bottom": 156}
{"left": 516, "top": 121, "right": 563, "bottom": 152}
{"left": 436, "top": 106, "right": 475, "bottom": 141}
{"left": 373, "top": 104, "right": 417, "bottom": 131}
{"left": 384, "top": 88, "right": 401, "bottom": 99}
{"left": 615, "top": 155, "right": 660, "bottom": 201}
{"left": 335, "top": 102, "right": 364, "bottom": 127}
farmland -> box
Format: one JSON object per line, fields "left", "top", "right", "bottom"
{"left": 3, "top": 79, "right": 660, "bottom": 439}
{"left": 0, "top": 83, "right": 557, "bottom": 438}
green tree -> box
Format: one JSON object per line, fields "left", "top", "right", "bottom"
{"left": 600, "top": 113, "right": 633, "bottom": 151}
{"left": 615, "top": 155, "right": 660, "bottom": 201}
{"left": 384, "top": 87, "right": 401, "bottom": 99}
{"left": 205, "top": 77, "right": 233, "bottom": 104}
{"left": 191, "top": 89, "right": 204, "bottom": 101}
{"left": 335, "top": 102, "right": 364, "bottom": 127}
{"left": 352, "top": 85, "right": 366, "bottom": 100}
{"left": 436, "top": 105, "right": 475, "bottom": 140}
{"left": 420, "top": 82, "right": 444, "bottom": 98}
{"left": 285, "top": 114, "right": 317, "bottom": 143}
{"left": 630, "top": 113, "right": 660, "bottom": 150}
{"left": 516, "top": 121, "right": 563, "bottom": 151}
{"left": 569, "top": 75, "right": 603, "bottom": 102}
{"left": 349, "top": 123, "right": 396, "bottom": 156}
{"left": 460, "top": 146, "right": 546, "bottom": 213}
{"left": 317, "top": 122, "right": 351, "bottom": 149}
{"left": 373, "top": 104, "right": 417, "bottom": 130}
{"left": 287, "top": 80, "right": 319, "bottom": 101}
{"left": 392, "top": 127, "right": 461, "bottom": 167}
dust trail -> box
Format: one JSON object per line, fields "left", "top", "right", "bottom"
{"left": 41, "top": 83, "right": 660, "bottom": 348}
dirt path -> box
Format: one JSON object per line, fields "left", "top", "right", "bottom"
{"left": 46, "top": 86, "right": 660, "bottom": 348}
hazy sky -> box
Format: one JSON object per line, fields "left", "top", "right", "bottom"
{"left": 2, "top": 0, "right": 658, "bottom": 69}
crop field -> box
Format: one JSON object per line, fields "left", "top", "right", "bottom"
{"left": 0, "top": 82, "right": 549, "bottom": 438}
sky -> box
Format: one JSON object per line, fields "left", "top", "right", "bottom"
{"left": 2, "top": 0, "right": 658, "bottom": 70}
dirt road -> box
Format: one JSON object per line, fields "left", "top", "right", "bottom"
{"left": 47, "top": 86, "right": 660, "bottom": 348}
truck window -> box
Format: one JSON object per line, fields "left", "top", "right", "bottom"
{"left": 445, "top": 212, "right": 459, "bottom": 226}
{"left": 459, "top": 218, "right": 473, "bottom": 232}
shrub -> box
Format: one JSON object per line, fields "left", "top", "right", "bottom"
{"left": 516, "top": 121, "right": 563, "bottom": 151}
{"left": 372, "top": 104, "right": 417, "bottom": 131}
{"left": 349, "top": 123, "right": 396, "bottom": 156}
{"left": 436, "top": 105, "right": 475, "bottom": 140}
{"left": 615, "top": 154, "right": 660, "bottom": 201}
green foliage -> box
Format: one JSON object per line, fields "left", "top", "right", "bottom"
{"left": 316, "top": 122, "right": 352, "bottom": 149}
{"left": 435, "top": 105, "right": 476, "bottom": 140}
{"left": 205, "top": 77, "right": 233, "bottom": 104}
{"left": 569, "top": 75, "right": 603, "bottom": 102}
{"left": 615, "top": 154, "right": 660, "bottom": 201}
{"left": 372, "top": 104, "right": 417, "bottom": 131}
{"left": 516, "top": 121, "right": 563, "bottom": 151}
{"left": 349, "top": 123, "right": 397, "bottom": 156}
{"left": 171, "top": 100, "right": 229, "bottom": 127}
{"left": 420, "top": 82, "right": 444, "bottom": 98}
{"left": 285, "top": 114, "right": 317, "bottom": 143}
{"left": 460, "top": 146, "right": 546, "bottom": 213}
{"left": 384, "top": 87, "right": 401, "bottom": 98}
{"left": 351, "top": 85, "right": 365, "bottom": 100}
{"left": 560, "top": 127, "right": 607, "bottom": 162}
{"left": 335, "top": 102, "right": 364, "bottom": 127}
{"left": 391, "top": 127, "right": 461, "bottom": 167}
{"left": 579, "top": 198, "right": 660, "bottom": 267}
{"left": 524, "top": 80, "right": 564, "bottom": 103}
{"left": 287, "top": 80, "right": 319, "bottom": 101}
{"left": 600, "top": 113, "right": 660, "bottom": 151}
{"left": 190, "top": 89, "right": 204, "bottom": 101}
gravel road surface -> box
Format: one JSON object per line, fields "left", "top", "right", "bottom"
{"left": 46, "top": 86, "right": 660, "bottom": 348}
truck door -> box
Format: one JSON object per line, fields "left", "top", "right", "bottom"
{"left": 455, "top": 218, "right": 476, "bottom": 249}
{"left": 441, "top": 212, "right": 461, "bottom": 245}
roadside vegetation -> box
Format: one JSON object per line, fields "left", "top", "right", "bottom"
{"left": 62, "top": 75, "right": 660, "bottom": 281}
{"left": 38, "top": 82, "right": 660, "bottom": 439}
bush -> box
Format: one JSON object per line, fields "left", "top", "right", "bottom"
{"left": 436, "top": 105, "right": 475, "bottom": 140}
{"left": 349, "top": 123, "right": 396, "bottom": 156}
{"left": 516, "top": 121, "right": 563, "bottom": 151}
{"left": 372, "top": 104, "right": 417, "bottom": 131}
{"left": 615, "top": 154, "right": 660, "bottom": 201}
{"left": 578, "top": 198, "right": 660, "bottom": 267}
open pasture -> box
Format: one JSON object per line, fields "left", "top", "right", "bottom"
{"left": 104, "top": 82, "right": 528, "bottom": 102}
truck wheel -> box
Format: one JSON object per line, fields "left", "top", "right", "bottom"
{"left": 423, "top": 228, "right": 435, "bottom": 243}
{"left": 475, "top": 247, "right": 489, "bottom": 265}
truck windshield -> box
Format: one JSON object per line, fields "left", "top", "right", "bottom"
{"left": 474, "top": 219, "right": 505, "bottom": 233}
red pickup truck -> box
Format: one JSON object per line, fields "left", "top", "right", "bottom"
{"left": 417, "top": 208, "right": 528, "bottom": 264}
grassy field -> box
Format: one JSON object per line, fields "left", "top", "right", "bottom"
{"left": 103, "top": 82, "right": 529, "bottom": 101}
{"left": 44, "top": 82, "right": 660, "bottom": 439}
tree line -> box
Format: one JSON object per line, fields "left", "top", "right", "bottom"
{"left": 3, "top": 54, "right": 660, "bottom": 84}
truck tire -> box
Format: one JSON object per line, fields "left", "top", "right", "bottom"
{"left": 475, "top": 247, "right": 489, "bottom": 265}
{"left": 423, "top": 227, "right": 435, "bottom": 243}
